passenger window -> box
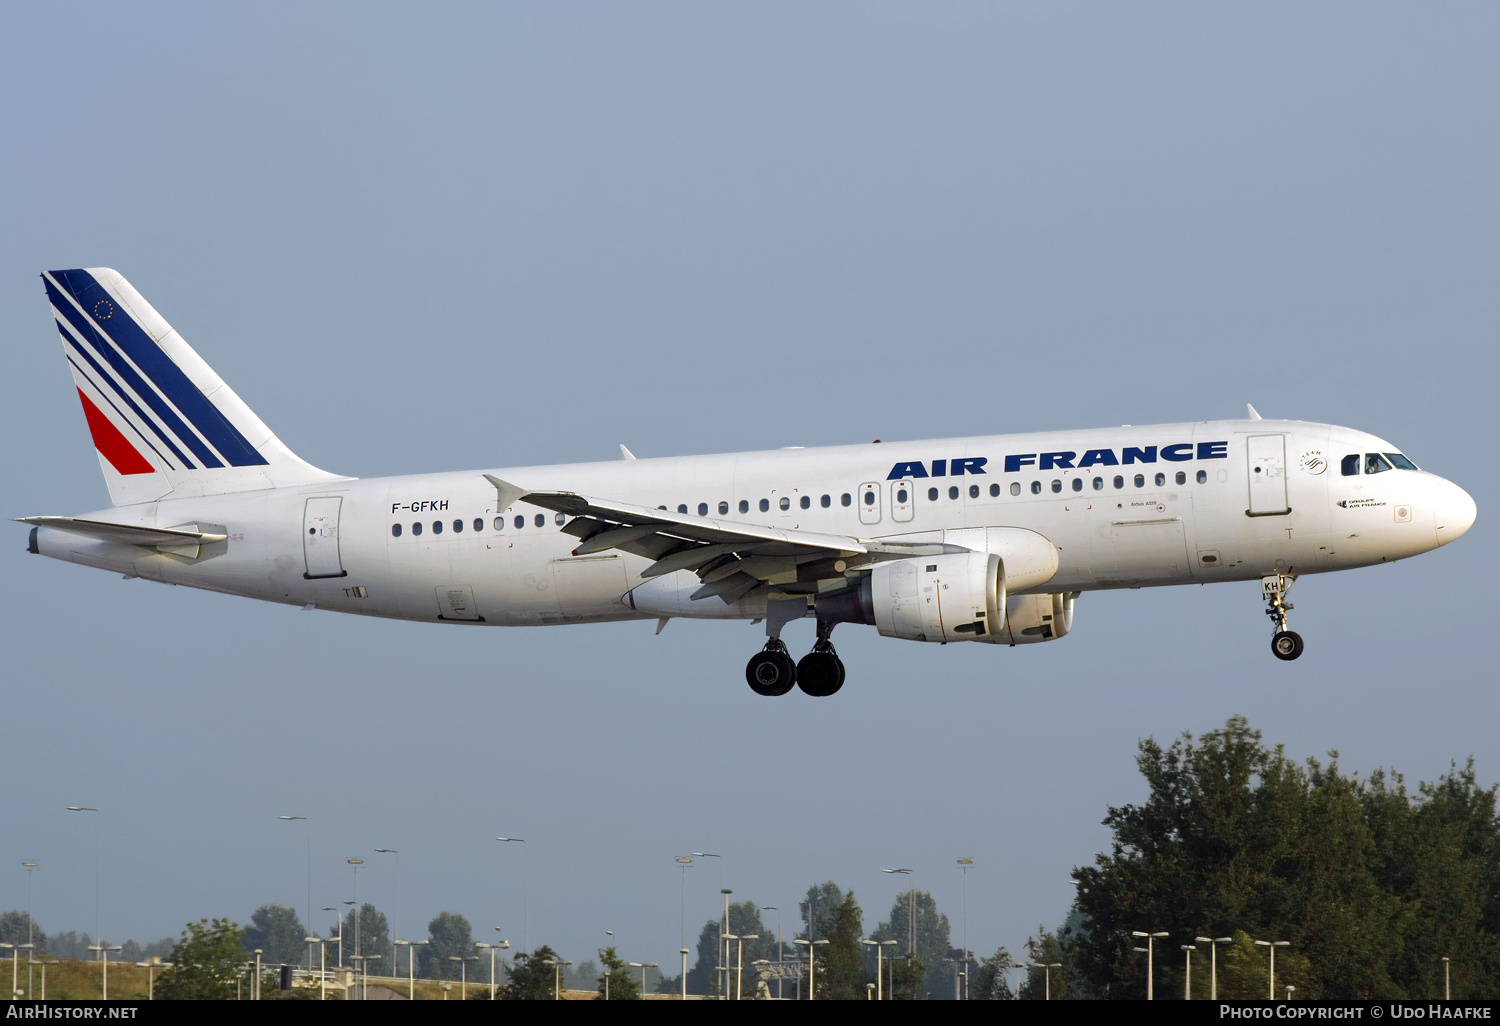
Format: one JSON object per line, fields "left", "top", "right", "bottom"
{"left": 739, "top": 500, "right": 749, "bottom": 514}
{"left": 719, "top": 501, "right": 729, "bottom": 515}
{"left": 1365, "top": 453, "right": 1393, "bottom": 474}
{"left": 780, "top": 497, "right": 791, "bottom": 511}
{"left": 433, "top": 520, "right": 443, "bottom": 534}
{"left": 970, "top": 484, "right": 980, "bottom": 498}
{"left": 1196, "top": 470, "right": 1208, "bottom": 484}
{"left": 391, "top": 523, "right": 402, "bottom": 538}
{"left": 821, "top": 494, "right": 831, "bottom": 508}
{"left": 800, "top": 495, "right": 810, "bottom": 509}
{"left": 841, "top": 493, "right": 852, "bottom": 507}
{"left": 928, "top": 487, "right": 939, "bottom": 501}
{"left": 555, "top": 513, "right": 566, "bottom": 525}
{"left": 514, "top": 516, "right": 524, "bottom": 529}
{"left": 1341, "top": 454, "right": 1361, "bottom": 476}
{"left": 1134, "top": 475, "right": 1145, "bottom": 488}
{"left": 535, "top": 514, "right": 546, "bottom": 527}
{"left": 698, "top": 503, "right": 708, "bottom": 516}
{"left": 949, "top": 486, "right": 960, "bottom": 499}
{"left": 1155, "top": 473, "right": 1165, "bottom": 487}
{"left": 760, "top": 499, "right": 770, "bottom": 512}
{"left": 991, "top": 484, "right": 1001, "bottom": 497}
{"left": 862, "top": 491, "right": 874, "bottom": 506}
{"left": 678, "top": 504, "right": 688, "bottom": 514}
{"left": 1010, "top": 482, "right": 1020, "bottom": 496}
{"left": 1071, "top": 478, "right": 1083, "bottom": 492}
{"left": 1175, "top": 471, "right": 1187, "bottom": 485}
{"left": 1031, "top": 481, "right": 1041, "bottom": 495}
{"left": 1051, "top": 480, "right": 1062, "bottom": 494}
{"left": 1386, "top": 453, "right": 1418, "bottom": 470}
{"left": 493, "top": 518, "right": 504, "bottom": 531}
{"left": 897, "top": 488, "right": 909, "bottom": 503}
{"left": 474, "top": 518, "right": 483, "bottom": 532}
{"left": 1113, "top": 476, "right": 1124, "bottom": 489}
{"left": 453, "top": 519, "right": 463, "bottom": 533}
{"left": 413, "top": 522, "right": 423, "bottom": 536}
{"left": 1093, "top": 477, "right": 1103, "bottom": 491}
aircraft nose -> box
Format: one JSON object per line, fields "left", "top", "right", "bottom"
{"left": 1434, "top": 479, "right": 1477, "bottom": 546}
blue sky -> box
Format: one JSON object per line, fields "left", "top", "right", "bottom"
{"left": 2, "top": 1, "right": 1495, "bottom": 977}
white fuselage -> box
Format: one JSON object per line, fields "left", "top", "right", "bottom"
{"left": 32, "top": 418, "right": 1474, "bottom": 632}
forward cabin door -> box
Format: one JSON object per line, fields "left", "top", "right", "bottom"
{"left": 302, "top": 497, "right": 347, "bottom": 579}
{"left": 1246, "top": 435, "right": 1291, "bottom": 516}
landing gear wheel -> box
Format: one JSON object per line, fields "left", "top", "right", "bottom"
{"left": 746, "top": 644, "right": 796, "bottom": 696}
{"left": 796, "top": 651, "right": 844, "bottom": 697}
{"left": 1271, "top": 630, "right": 1304, "bottom": 661}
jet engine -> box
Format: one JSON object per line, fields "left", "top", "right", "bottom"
{"left": 867, "top": 551, "right": 1005, "bottom": 643}
{"left": 991, "top": 592, "right": 1075, "bottom": 645}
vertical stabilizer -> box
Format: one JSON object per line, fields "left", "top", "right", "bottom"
{"left": 42, "top": 268, "right": 348, "bottom": 505}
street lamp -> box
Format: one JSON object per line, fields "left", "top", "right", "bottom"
{"left": 719, "top": 887, "right": 733, "bottom": 998}
{"left": 0, "top": 944, "right": 33, "bottom": 1002}
{"left": 1443, "top": 956, "right": 1451, "bottom": 1000}
{"left": 1181, "top": 944, "right": 1196, "bottom": 999}
{"left": 956, "top": 857, "right": 973, "bottom": 1000}
{"left": 347, "top": 858, "right": 365, "bottom": 976}
{"left": 544, "top": 959, "right": 571, "bottom": 1000}
{"left": 628, "top": 962, "right": 658, "bottom": 995}
{"left": 760, "top": 905, "right": 785, "bottom": 999}
{"left": 731, "top": 934, "right": 757, "bottom": 1000}
{"left": 862, "top": 939, "right": 898, "bottom": 1000}
{"left": 1030, "top": 961, "right": 1062, "bottom": 1000}
{"left": 86, "top": 942, "right": 122, "bottom": 999}
{"left": 478, "top": 940, "right": 509, "bottom": 1000}
{"left": 31, "top": 958, "right": 59, "bottom": 1000}
{"left": 135, "top": 959, "right": 164, "bottom": 1000}
{"left": 1131, "top": 931, "right": 1169, "bottom": 1000}
{"left": 277, "top": 816, "right": 312, "bottom": 969}
{"left": 675, "top": 857, "right": 694, "bottom": 950}
{"left": 65, "top": 807, "right": 102, "bottom": 957}
{"left": 449, "top": 955, "right": 478, "bottom": 999}
{"left": 1287, "top": 985, "right": 1296, "bottom": 1000}
{"left": 253, "top": 948, "right": 263, "bottom": 1000}
{"left": 306, "top": 935, "right": 328, "bottom": 1000}
{"left": 21, "top": 862, "right": 39, "bottom": 997}
{"left": 495, "top": 838, "right": 529, "bottom": 954}
{"left": 374, "top": 848, "right": 399, "bottom": 968}
{"left": 1195, "top": 936, "right": 1232, "bottom": 1000}
{"left": 1253, "top": 939, "right": 1290, "bottom": 1000}
{"left": 881, "top": 869, "right": 915, "bottom": 955}
{"left": 794, "top": 939, "right": 828, "bottom": 1000}
{"left": 680, "top": 948, "right": 690, "bottom": 1001}
{"left": 603, "top": 931, "right": 617, "bottom": 999}
{"left": 393, "top": 939, "right": 426, "bottom": 1000}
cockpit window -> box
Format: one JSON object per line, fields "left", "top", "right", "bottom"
{"left": 1385, "top": 452, "right": 1419, "bottom": 471}
{"left": 1365, "top": 453, "right": 1393, "bottom": 474}
{"left": 1341, "top": 454, "right": 1360, "bottom": 476}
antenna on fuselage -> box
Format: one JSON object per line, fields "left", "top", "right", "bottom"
{"left": 1246, "top": 403, "right": 1263, "bottom": 421}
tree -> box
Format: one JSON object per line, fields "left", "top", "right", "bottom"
{"left": 971, "top": 946, "right": 1015, "bottom": 1000}
{"left": 688, "top": 901, "right": 778, "bottom": 996}
{"left": 341, "top": 903, "right": 390, "bottom": 974}
{"left": 243, "top": 904, "right": 307, "bottom": 966}
{"left": 420, "top": 911, "right": 474, "bottom": 979}
{"left": 596, "top": 945, "right": 639, "bottom": 1000}
{"left": 812, "top": 888, "right": 866, "bottom": 1000}
{"left": 871, "top": 888, "right": 953, "bottom": 998}
{"left": 156, "top": 918, "right": 245, "bottom": 1000}
{"left": 0, "top": 911, "right": 46, "bottom": 952}
{"left": 1018, "top": 926, "right": 1075, "bottom": 1000}
{"left": 501, "top": 944, "right": 560, "bottom": 1000}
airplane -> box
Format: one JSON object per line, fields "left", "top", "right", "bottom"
{"left": 21, "top": 268, "right": 1477, "bottom": 696}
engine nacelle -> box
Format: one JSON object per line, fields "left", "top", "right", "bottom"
{"left": 990, "top": 592, "right": 1075, "bottom": 645}
{"left": 868, "top": 551, "right": 1004, "bottom": 643}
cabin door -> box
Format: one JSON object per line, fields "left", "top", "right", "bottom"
{"left": 302, "top": 497, "right": 347, "bottom": 579}
{"left": 1246, "top": 435, "right": 1291, "bottom": 516}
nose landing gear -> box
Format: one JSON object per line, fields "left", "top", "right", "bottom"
{"left": 1263, "top": 574, "right": 1304, "bottom": 661}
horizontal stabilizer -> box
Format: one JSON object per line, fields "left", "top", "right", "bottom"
{"left": 18, "top": 516, "right": 226, "bottom": 556}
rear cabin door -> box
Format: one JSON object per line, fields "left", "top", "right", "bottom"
{"left": 859, "top": 482, "right": 882, "bottom": 525}
{"left": 890, "top": 479, "right": 915, "bottom": 523}
{"left": 302, "top": 497, "right": 347, "bottom": 579}
{"left": 1246, "top": 435, "right": 1291, "bottom": 516}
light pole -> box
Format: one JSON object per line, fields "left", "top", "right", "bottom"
{"left": 478, "top": 940, "right": 509, "bottom": 1000}
{"left": 1181, "top": 944, "right": 1195, "bottom": 999}
{"left": 881, "top": 869, "right": 915, "bottom": 955}
{"left": 135, "top": 960, "right": 161, "bottom": 1000}
{"left": 1443, "top": 956, "right": 1451, "bottom": 1000}
{"left": 21, "top": 862, "right": 39, "bottom": 997}
{"left": 1287, "top": 985, "right": 1296, "bottom": 999}
{"left": 794, "top": 939, "right": 828, "bottom": 1000}
{"left": 1253, "top": 939, "right": 1290, "bottom": 999}
{"left": 449, "top": 955, "right": 478, "bottom": 999}
{"left": 253, "top": 948, "right": 263, "bottom": 1000}
{"left": 628, "top": 962, "right": 658, "bottom": 995}
{"left": 719, "top": 887, "right": 733, "bottom": 998}
{"left": 324, "top": 907, "right": 345, "bottom": 966}
{"left": 675, "top": 857, "right": 693, "bottom": 950}
{"left": 347, "top": 858, "right": 365, "bottom": 976}
{"left": 604, "top": 931, "right": 615, "bottom": 1000}
{"left": 862, "top": 938, "right": 898, "bottom": 1000}
{"left": 731, "top": 933, "right": 757, "bottom": 999}
{"left": 278, "top": 816, "right": 311, "bottom": 969}
{"left": 394, "top": 939, "right": 426, "bottom": 1000}
{"left": 495, "top": 838, "right": 528, "bottom": 954}
{"left": 1030, "top": 961, "right": 1062, "bottom": 1000}
{"left": 545, "top": 959, "right": 571, "bottom": 1000}
{"left": 86, "top": 942, "right": 121, "bottom": 999}
{"left": 1196, "top": 936, "right": 1232, "bottom": 1000}
{"left": 33, "top": 958, "right": 59, "bottom": 1000}
{"left": 1, "top": 944, "right": 33, "bottom": 1001}
{"left": 680, "top": 948, "right": 690, "bottom": 1001}
{"left": 956, "top": 857, "right": 973, "bottom": 1000}
{"left": 1131, "top": 931, "right": 1169, "bottom": 1000}
{"left": 65, "top": 807, "right": 102, "bottom": 957}
{"left": 306, "top": 936, "right": 327, "bottom": 1000}
{"left": 760, "top": 905, "right": 784, "bottom": 999}
{"left": 374, "top": 848, "right": 398, "bottom": 971}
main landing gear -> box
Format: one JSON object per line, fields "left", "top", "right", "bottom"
{"left": 1263, "top": 574, "right": 1304, "bottom": 661}
{"left": 745, "top": 618, "right": 846, "bottom": 696}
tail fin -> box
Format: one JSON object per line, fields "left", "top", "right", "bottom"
{"left": 42, "top": 268, "right": 346, "bottom": 505}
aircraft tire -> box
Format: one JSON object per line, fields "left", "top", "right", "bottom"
{"left": 797, "top": 652, "right": 844, "bottom": 697}
{"left": 1271, "top": 630, "right": 1304, "bottom": 661}
{"left": 747, "top": 651, "right": 796, "bottom": 696}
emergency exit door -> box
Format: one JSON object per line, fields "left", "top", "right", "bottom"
{"left": 1246, "top": 435, "right": 1291, "bottom": 516}
{"left": 303, "top": 496, "right": 348, "bottom": 579}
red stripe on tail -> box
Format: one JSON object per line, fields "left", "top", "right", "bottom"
{"left": 76, "top": 388, "right": 154, "bottom": 475}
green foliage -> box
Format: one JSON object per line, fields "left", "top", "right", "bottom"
{"left": 419, "top": 911, "right": 473, "bottom": 979}
{"left": 242, "top": 904, "right": 307, "bottom": 966}
{"left": 971, "top": 946, "right": 1015, "bottom": 1000}
{"left": 887, "top": 951, "right": 926, "bottom": 1000}
{"left": 812, "top": 888, "right": 866, "bottom": 1000}
{"left": 1018, "top": 927, "right": 1074, "bottom": 1000}
{"left": 341, "top": 903, "right": 390, "bottom": 972}
{"left": 595, "top": 945, "right": 639, "bottom": 1000}
{"left": 871, "top": 889, "right": 954, "bottom": 998}
{"left": 1067, "top": 717, "right": 1500, "bottom": 1000}
{"left": 501, "top": 945, "right": 561, "bottom": 1000}
{"left": 0, "top": 910, "right": 46, "bottom": 952}
{"left": 688, "top": 901, "right": 778, "bottom": 996}
{"left": 155, "top": 918, "right": 246, "bottom": 1000}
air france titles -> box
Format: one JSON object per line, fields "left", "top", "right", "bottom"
{"left": 885, "top": 442, "right": 1229, "bottom": 481}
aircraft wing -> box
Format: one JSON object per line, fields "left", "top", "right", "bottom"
{"left": 487, "top": 475, "right": 961, "bottom": 603}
